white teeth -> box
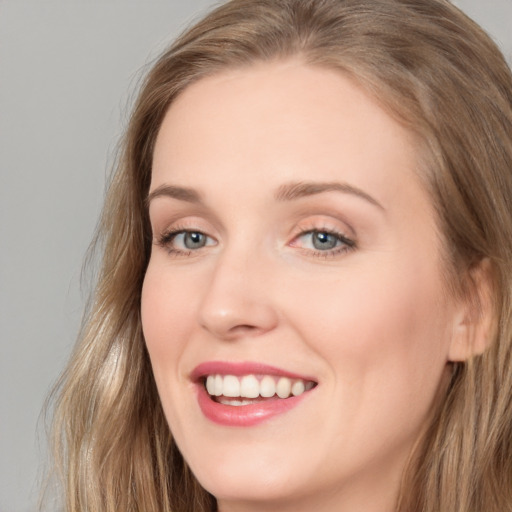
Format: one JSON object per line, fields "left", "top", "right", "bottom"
{"left": 218, "top": 398, "right": 254, "bottom": 406}
{"left": 204, "top": 374, "right": 315, "bottom": 400}
{"left": 206, "top": 375, "right": 216, "bottom": 395}
{"left": 260, "top": 376, "right": 276, "bottom": 397}
{"left": 214, "top": 375, "right": 223, "bottom": 396}
{"left": 276, "top": 377, "right": 291, "bottom": 398}
{"left": 223, "top": 375, "right": 240, "bottom": 397}
{"left": 291, "top": 380, "right": 305, "bottom": 396}
{"left": 240, "top": 375, "right": 260, "bottom": 398}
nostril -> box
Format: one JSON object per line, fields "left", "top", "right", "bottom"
{"left": 234, "top": 324, "right": 257, "bottom": 331}
{"left": 227, "top": 324, "right": 265, "bottom": 337}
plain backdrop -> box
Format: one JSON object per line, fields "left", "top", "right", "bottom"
{"left": 1, "top": 1, "right": 511, "bottom": 511}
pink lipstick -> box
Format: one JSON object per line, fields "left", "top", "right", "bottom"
{"left": 191, "top": 361, "right": 317, "bottom": 427}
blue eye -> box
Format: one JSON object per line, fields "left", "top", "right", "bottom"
{"left": 176, "top": 231, "right": 208, "bottom": 250}
{"left": 295, "top": 229, "right": 355, "bottom": 255}
{"left": 311, "top": 231, "right": 339, "bottom": 250}
{"left": 158, "top": 229, "right": 216, "bottom": 255}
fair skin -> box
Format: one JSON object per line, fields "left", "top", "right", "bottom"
{"left": 141, "top": 60, "right": 470, "bottom": 512}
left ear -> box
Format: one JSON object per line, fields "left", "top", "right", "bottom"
{"left": 448, "top": 258, "right": 495, "bottom": 362}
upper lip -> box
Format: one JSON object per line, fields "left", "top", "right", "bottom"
{"left": 190, "top": 361, "right": 317, "bottom": 383}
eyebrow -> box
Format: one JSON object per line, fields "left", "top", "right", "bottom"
{"left": 146, "top": 180, "right": 384, "bottom": 211}
{"left": 146, "top": 184, "right": 202, "bottom": 207}
{"left": 274, "top": 181, "right": 385, "bottom": 210}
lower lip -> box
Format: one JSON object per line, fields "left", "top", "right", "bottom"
{"left": 196, "top": 384, "right": 309, "bottom": 427}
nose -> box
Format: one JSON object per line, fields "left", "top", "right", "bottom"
{"left": 198, "top": 251, "right": 279, "bottom": 341}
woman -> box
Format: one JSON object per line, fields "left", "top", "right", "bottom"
{"left": 47, "top": 0, "right": 512, "bottom": 511}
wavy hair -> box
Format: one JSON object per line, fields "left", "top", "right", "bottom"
{"left": 46, "top": 1, "right": 512, "bottom": 510}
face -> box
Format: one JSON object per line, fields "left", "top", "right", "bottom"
{"left": 142, "top": 61, "right": 460, "bottom": 512}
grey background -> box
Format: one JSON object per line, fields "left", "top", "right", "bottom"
{"left": 1, "top": 1, "right": 510, "bottom": 511}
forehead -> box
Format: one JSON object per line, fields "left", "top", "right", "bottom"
{"left": 151, "top": 60, "right": 426, "bottom": 214}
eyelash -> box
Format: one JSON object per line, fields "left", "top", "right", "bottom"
{"left": 155, "top": 226, "right": 356, "bottom": 259}
{"left": 292, "top": 228, "right": 356, "bottom": 258}
{"left": 156, "top": 226, "right": 213, "bottom": 257}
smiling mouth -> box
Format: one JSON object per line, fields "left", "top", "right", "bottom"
{"left": 204, "top": 374, "right": 317, "bottom": 406}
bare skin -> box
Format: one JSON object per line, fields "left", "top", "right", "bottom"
{"left": 142, "top": 60, "right": 473, "bottom": 512}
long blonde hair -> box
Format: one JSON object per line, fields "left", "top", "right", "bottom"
{"left": 46, "top": 1, "right": 512, "bottom": 510}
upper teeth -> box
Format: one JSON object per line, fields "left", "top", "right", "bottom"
{"left": 205, "top": 374, "right": 313, "bottom": 399}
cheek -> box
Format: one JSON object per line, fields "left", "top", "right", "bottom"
{"left": 277, "top": 252, "right": 453, "bottom": 428}
{"left": 140, "top": 260, "right": 207, "bottom": 442}
{"left": 140, "top": 263, "right": 197, "bottom": 377}
{"left": 286, "top": 259, "right": 449, "bottom": 355}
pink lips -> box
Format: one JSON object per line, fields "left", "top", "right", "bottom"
{"left": 191, "top": 361, "right": 316, "bottom": 427}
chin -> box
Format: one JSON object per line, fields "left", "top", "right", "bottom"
{"left": 185, "top": 446, "right": 309, "bottom": 504}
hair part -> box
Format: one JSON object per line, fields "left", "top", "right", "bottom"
{"left": 45, "top": 1, "right": 512, "bottom": 511}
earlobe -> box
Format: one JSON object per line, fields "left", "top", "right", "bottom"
{"left": 448, "top": 258, "right": 495, "bottom": 362}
